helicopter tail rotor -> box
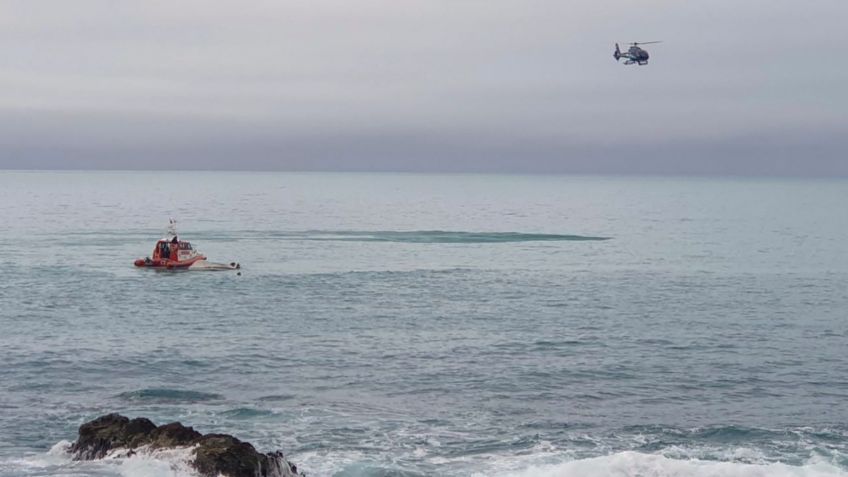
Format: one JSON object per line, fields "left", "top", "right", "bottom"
{"left": 614, "top": 43, "right": 621, "bottom": 61}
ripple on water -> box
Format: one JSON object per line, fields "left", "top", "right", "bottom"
{"left": 115, "top": 388, "right": 224, "bottom": 403}
{"left": 219, "top": 408, "right": 276, "bottom": 419}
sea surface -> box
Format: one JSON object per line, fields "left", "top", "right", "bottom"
{"left": 1, "top": 171, "right": 847, "bottom": 477}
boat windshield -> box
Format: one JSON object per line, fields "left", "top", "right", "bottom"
{"left": 180, "top": 242, "right": 193, "bottom": 250}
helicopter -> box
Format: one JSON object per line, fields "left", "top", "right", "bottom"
{"left": 614, "top": 41, "right": 661, "bottom": 65}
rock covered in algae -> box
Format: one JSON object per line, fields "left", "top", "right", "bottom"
{"left": 70, "top": 413, "right": 302, "bottom": 477}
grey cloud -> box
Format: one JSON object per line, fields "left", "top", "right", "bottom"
{"left": 1, "top": 0, "right": 846, "bottom": 175}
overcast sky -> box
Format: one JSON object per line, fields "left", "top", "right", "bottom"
{"left": 1, "top": 0, "right": 846, "bottom": 175}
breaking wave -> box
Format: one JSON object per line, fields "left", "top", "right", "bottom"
{"left": 116, "top": 447, "right": 197, "bottom": 477}
{"left": 8, "top": 443, "right": 848, "bottom": 477}
{"left": 0, "top": 441, "right": 198, "bottom": 477}
{"left": 475, "top": 451, "right": 848, "bottom": 477}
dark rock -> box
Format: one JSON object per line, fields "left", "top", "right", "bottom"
{"left": 148, "top": 422, "right": 203, "bottom": 448}
{"left": 70, "top": 413, "right": 156, "bottom": 460}
{"left": 70, "top": 414, "right": 302, "bottom": 477}
{"left": 125, "top": 417, "right": 158, "bottom": 447}
{"left": 195, "top": 434, "right": 266, "bottom": 477}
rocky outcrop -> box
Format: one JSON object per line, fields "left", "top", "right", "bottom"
{"left": 70, "top": 413, "right": 302, "bottom": 477}
{"left": 69, "top": 414, "right": 157, "bottom": 459}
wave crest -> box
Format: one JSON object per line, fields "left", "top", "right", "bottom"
{"left": 477, "top": 451, "right": 848, "bottom": 477}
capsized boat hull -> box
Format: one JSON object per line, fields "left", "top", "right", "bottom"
{"left": 134, "top": 257, "right": 240, "bottom": 271}
{"left": 188, "top": 260, "right": 241, "bottom": 271}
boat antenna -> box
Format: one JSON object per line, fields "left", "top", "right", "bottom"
{"left": 167, "top": 218, "right": 177, "bottom": 238}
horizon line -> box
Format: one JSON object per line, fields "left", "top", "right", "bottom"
{"left": 1, "top": 167, "right": 847, "bottom": 181}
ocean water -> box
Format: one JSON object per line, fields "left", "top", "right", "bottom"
{"left": 1, "top": 171, "right": 847, "bottom": 477}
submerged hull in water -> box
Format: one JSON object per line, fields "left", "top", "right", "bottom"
{"left": 133, "top": 220, "right": 240, "bottom": 271}
{"left": 134, "top": 255, "right": 205, "bottom": 269}
{"left": 186, "top": 260, "right": 241, "bottom": 271}
{"left": 134, "top": 257, "right": 240, "bottom": 271}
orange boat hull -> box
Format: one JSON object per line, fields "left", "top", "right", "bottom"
{"left": 133, "top": 255, "right": 206, "bottom": 269}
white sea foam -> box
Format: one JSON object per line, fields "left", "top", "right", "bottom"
{"left": 0, "top": 442, "right": 198, "bottom": 477}
{"left": 47, "top": 440, "right": 73, "bottom": 458}
{"left": 91, "top": 444, "right": 199, "bottom": 477}
{"left": 0, "top": 442, "right": 104, "bottom": 477}
{"left": 476, "top": 451, "right": 848, "bottom": 477}
{"left": 1, "top": 440, "right": 306, "bottom": 477}
{"left": 117, "top": 447, "right": 196, "bottom": 477}
{"left": 119, "top": 457, "right": 191, "bottom": 477}
{"left": 0, "top": 441, "right": 72, "bottom": 473}
{"left": 289, "top": 450, "right": 366, "bottom": 477}
{"left": 660, "top": 444, "right": 771, "bottom": 464}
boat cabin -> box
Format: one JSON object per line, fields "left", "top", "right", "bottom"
{"left": 152, "top": 237, "right": 198, "bottom": 262}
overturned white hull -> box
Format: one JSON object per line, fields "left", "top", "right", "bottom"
{"left": 187, "top": 260, "right": 241, "bottom": 271}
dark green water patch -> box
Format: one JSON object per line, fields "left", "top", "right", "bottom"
{"left": 219, "top": 407, "right": 275, "bottom": 419}
{"left": 271, "top": 230, "right": 611, "bottom": 244}
{"left": 116, "top": 388, "right": 224, "bottom": 403}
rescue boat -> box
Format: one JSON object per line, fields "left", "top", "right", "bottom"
{"left": 134, "top": 220, "right": 240, "bottom": 271}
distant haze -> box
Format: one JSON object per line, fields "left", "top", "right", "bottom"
{"left": 2, "top": 0, "right": 846, "bottom": 176}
